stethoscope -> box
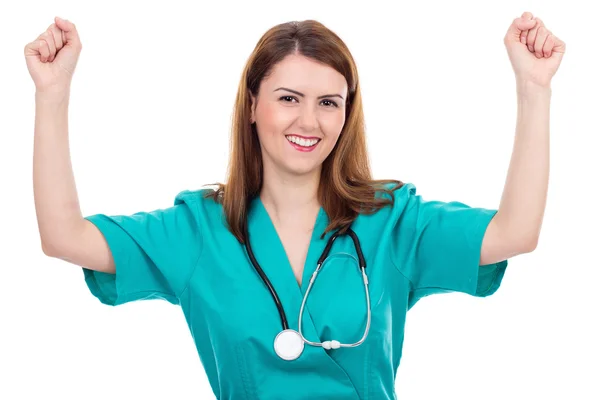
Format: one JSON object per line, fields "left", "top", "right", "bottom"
{"left": 244, "top": 219, "right": 371, "bottom": 361}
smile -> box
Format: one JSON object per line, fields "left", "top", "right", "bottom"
{"left": 285, "top": 135, "right": 321, "bottom": 151}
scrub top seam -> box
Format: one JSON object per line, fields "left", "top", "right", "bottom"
{"left": 177, "top": 197, "right": 205, "bottom": 299}
{"left": 387, "top": 245, "right": 416, "bottom": 292}
{"left": 116, "top": 290, "right": 178, "bottom": 304}
{"left": 476, "top": 263, "right": 503, "bottom": 296}
{"left": 407, "top": 275, "right": 502, "bottom": 295}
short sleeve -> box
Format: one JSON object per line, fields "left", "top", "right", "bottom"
{"left": 82, "top": 190, "right": 203, "bottom": 306}
{"left": 389, "top": 183, "right": 508, "bottom": 309}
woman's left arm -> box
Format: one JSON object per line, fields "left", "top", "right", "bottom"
{"left": 481, "top": 11, "right": 566, "bottom": 266}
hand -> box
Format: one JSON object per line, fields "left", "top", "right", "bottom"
{"left": 24, "top": 17, "right": 83, "bottom": 94}
{"left": 504, "top": 12, "right": 566, "bottom": 89}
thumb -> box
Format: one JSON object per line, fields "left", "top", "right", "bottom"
{"left": 54, "top": 16, "right": 82, "bottom": 48}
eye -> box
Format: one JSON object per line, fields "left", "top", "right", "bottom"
{"left": 278, "top": 95, "right": 338, "bottom": 108}
{"left": 279, "top": 95, "right": 297, "bottom": 103}
{"left": 321, "top": 99, "right": 338, "bottom": 108}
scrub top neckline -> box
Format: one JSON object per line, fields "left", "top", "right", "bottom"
{"left": 250, "top": 196, "right": 330, "bottom": 295}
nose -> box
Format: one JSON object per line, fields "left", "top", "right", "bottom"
{"left": 297, "top": 104, "right": 319, "bottom": 132}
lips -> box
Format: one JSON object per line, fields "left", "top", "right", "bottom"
{"left": 286, "top": 134, "right": 319, "bottom": 142}
{"left": 285, "top": 135, "right": 321, "bottom": 152}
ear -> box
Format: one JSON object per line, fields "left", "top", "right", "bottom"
{"left": 248, "top": 89, "right": 256, "bottom": 123}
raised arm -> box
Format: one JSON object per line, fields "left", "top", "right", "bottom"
{"left": 27, "top": 18, "right": 115, "bottom": 273}
{"left": 481, "top": 13, "right": 566, "bottom": 264}
{"left": 33, "top": 89, "right": 116, "bottom": 274}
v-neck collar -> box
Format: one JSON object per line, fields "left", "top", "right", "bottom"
{"left": 248, "top": 196, "right": 331, "bottom": 293}
{"left": 246, "top": 196, "right": 334, "bottom": 327}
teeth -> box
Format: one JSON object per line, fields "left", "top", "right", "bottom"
{"left": 286, "top": 135, "right": 319, "bottom": 147}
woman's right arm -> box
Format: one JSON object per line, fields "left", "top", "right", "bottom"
{"left": 26, "top": 18, "right": 113, "bottom": 273}
{"left": 34, "top": 90, "right": 115, "bottom": 274}
{"left": 28, "top": 19, "right": 202, "bottom": 306}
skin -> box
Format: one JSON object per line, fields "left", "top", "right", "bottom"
{"left": 249, "top": 53, "right": 349, "bottom": 285}
{"left": 480, "top": 12, "right": 565, "bottom": 266}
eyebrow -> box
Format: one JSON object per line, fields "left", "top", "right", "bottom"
{"left": 273, "top": 87, "right": 345, "bottom": 100}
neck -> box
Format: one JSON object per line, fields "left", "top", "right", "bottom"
{"left": 259, "top": 166, "right": 321, "bottom": 225}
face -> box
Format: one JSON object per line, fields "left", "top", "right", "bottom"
{"left": 249, "top": 53, "right": 348, "bottom": 177}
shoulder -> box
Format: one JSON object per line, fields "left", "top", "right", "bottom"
{"left": 372, "top": 181, "right": 418, "bottom": 216}
{"left": 376, "top": 181, "right": 416, "bottom": 200}
{"left": 354, "top": 181, "right": 417, "bottom": 230}
{"left": 174, "top": 186, "right": 222, "bottom": 207}
{"left": 172, "top": 186, "right": 225, "bottom": 226}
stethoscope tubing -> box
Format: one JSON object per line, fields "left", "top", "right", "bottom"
{"left": 298, "top": 254, "right": 371, "bottom": 348}
{"left": 244, "top": 219, "right": 290, "bottom": 330}
{"left": 244, "top": 216, "right": 366, "bottom": 334}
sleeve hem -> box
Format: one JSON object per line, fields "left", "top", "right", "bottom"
{"left": 468, "top": 209, "right": 509, "bottom": 297}
{"left": 83, "top": 268, "right": 178, "bottom": 306}
{"left": 473, "top": 260, "right": 508, "bottom": 297}
{"left": 82, "top": 214, "right": 130, "bottom": 305}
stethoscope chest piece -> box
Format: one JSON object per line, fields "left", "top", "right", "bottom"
{"left": 274, "top": 329, "right": 304, "bottom": 361}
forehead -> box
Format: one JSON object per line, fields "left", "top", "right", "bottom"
{"left": 263, "top": 54, "right": 348, "bottom": 96}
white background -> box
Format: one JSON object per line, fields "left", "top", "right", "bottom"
{"left": 2, "top": 0, "right": 598, "bottom": 399}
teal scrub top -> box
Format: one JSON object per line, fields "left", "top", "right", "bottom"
{"left": 82, "top": 182, "right": 508, "bottom": 400}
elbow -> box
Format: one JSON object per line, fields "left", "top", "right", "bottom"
{"left": 520, "top": 235, "right": 539, "bottom": 253}
{"left": 41, "top": 240, "right": 60, "bottom": 257}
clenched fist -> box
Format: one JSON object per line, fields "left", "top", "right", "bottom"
{"left": 504, "top": 12, "right": 566, "bottom": 88}
{"left": 24, "top": 16, "right": 82, "bottom": 94}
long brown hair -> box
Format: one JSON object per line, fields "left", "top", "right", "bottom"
{"left": 205, "top": 20, "right": 404, "bottom": 243}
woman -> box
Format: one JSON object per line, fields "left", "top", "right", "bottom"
{"left": 27, "top": 13, "right": 564, "bottom": 399}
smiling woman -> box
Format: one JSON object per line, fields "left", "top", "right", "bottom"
{"left": 206, "top": 22, "right": 405, "bottom": 246}
{"left": 275, "top": 86, "right": 343, "bottom": 150}
{"left": 29, "top": 11, "right": 563, "bottom": 400}
{"left": 250, "top": 55, "right": 348, "bottom": 174}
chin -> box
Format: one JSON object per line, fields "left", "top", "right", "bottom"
{"left": 281, "top": 161, "right": 321, "bottom": 177}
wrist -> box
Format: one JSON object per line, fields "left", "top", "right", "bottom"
{"left": 516, "top": 79, "right": 552, "bottom": 97}
{"left": 35, "top": 89, "right": 70, "bottom": 105}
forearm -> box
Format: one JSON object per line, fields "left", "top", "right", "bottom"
{"left": 496, "top": 80, "right": 551, "bottom": 248}
{"left": 33, "top": 91, "right": 84, "bottom": 251}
